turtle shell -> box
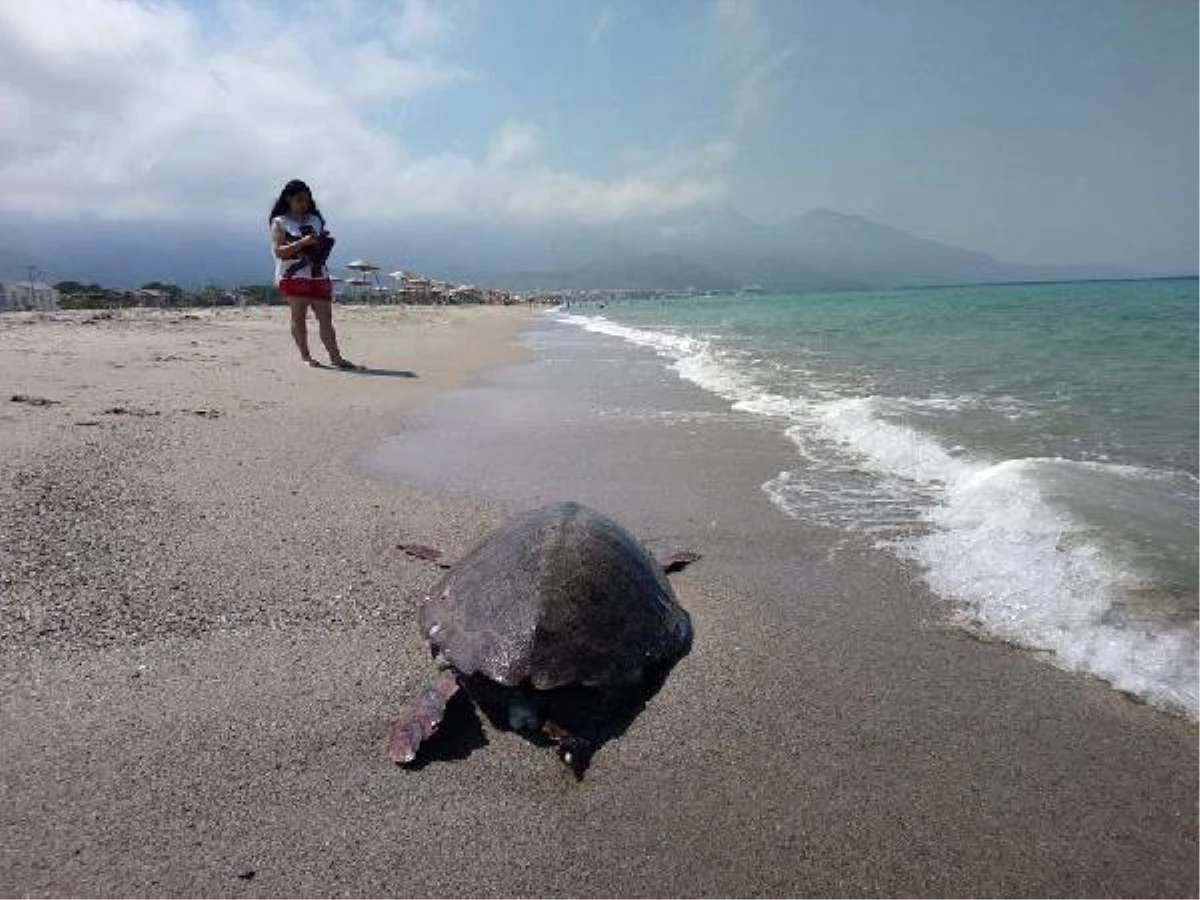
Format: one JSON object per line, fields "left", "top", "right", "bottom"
{"left": 418, "top": 502, "right": 693, "bottom": 690}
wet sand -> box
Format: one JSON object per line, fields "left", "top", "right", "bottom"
{"left": 0, "top": 306, "right": 1196, "bottom": 897}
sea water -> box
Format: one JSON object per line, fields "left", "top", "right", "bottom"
{"left": 557, "top": 279, "right": 1199, "bottom": 718}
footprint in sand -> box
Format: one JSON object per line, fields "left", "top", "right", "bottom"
{"left": 102, "top": 406, "right": 160, "bottom": 417}
{"left": 10, "top": 394, "right": 59, "bottom": 407}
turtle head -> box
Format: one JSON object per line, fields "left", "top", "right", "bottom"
{"left": 505, "top": 695, "right": 544, "bottom": 732}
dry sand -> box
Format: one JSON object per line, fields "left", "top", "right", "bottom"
{"left": 0, "top": 305, "right": 526, "bottom": 896}
{"left": 0, "top": 305, "right": 1195, "bottom": 898}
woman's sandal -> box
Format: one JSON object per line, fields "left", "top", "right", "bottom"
{"left": 303, "top": 358, "right": 323, "bottom": 368}
{"left": 332, "top": 358, "right": 361, "bottom": 371}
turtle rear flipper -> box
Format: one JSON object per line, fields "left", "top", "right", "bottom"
{"left": 388, "top": 670, "right": 461, "bottom": 764}
{"left": 541, "top": 720, "right": 593, "bottom": 780}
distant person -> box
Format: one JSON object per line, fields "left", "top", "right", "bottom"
{"left": 268, "top": 179, "right": 359, "bottom": 369}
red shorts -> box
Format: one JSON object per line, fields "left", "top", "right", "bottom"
{"left": 278, "top": 277, "right": 333, "bottom": 301}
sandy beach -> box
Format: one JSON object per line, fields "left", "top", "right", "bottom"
{"left": 0, "top": 305, "right": 1195, "bottom": 898}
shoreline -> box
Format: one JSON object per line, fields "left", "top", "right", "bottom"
{"left": 551, "top": 303, "right": 1199, "bottom": 722}
{"left": 368, "top": 311, "right": 1199, "bottom": 895}
{"left": 1, "top": 305, "right": 1196, "bottom": 897}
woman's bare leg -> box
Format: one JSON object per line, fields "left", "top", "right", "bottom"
{"left": 311, "top": 300, "right": 346, "bottom": 364}
{"left": 288, "top": 297, "right": 314, "bottom": 361}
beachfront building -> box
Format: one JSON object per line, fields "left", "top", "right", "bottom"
{"left": 387, "top": 270, "right": 408, "bottom": 303}
{"left": 482, "top": 289, "right": 518, "bottom": 305}
{"left": 402, "top": 277, "right": 433, "bottom": 304}
{"left": 0, "top": 281, "right": 60, "bottom": 311}
{"left": 360, "top": 264, "right": 522, "bottom": 305}
{"left": 344, "top": 260, "right": 382, "bottom": 301}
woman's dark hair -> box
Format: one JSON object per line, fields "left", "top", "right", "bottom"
{"left": 269, "top": 179, "right": 324, "bottom": 226}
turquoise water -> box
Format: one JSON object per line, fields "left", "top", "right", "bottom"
{"left": 558, "top": 278, "right": 1199, "bottom": 717}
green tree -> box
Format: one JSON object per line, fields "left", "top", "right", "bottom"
{"left": 238, "top": 284, "right": 283, "bottom": 306}
{"left": 140, "top": 281, "right": 185, "bottom": 305}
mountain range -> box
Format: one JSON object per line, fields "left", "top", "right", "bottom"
{"left": 3, "top": 207, "right": 1166, "bottom": 292}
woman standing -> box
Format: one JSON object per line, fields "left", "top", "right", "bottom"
{"left": 268, "top": 179, "right": 358, "bottom": 369}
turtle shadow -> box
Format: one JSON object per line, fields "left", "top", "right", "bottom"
{"left": 464, "top": 662, "right": 676, "bottom": 779}
{"left": 403, "top": 692, "right": 490, "bottom": 769}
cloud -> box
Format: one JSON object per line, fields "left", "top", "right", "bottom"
{"left": 621, "top": 137, "right": 740, "bottom": 181}
{"left": 346, "top": 41, "right": 474, "bottom": 103}
{"left": 0, "top": 0, "right": 193, "bottom": 62}
{"left": 488, "top": 120, "right": 542, "bottom": 167}
{"left": 588, "top": 6, "right": 615, "bottom": 47}
{"left": 385, "top": 0, "right": 452, "bottom": 48}
{"left": 351, "top": 120, "right": 725, "bottom": 222}
{"left": 711, "top": 0, "right": 794, "bottom": 129}
{"left": 0, "top": 0, "right": 727, "bottom": 225}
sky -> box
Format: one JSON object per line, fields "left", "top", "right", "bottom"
{"left": 0, "top": 0, "right": 1195, "bottom": 270}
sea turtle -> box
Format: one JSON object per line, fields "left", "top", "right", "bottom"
{"left": 391, "top": 501, "right": 699, "bottom": 777}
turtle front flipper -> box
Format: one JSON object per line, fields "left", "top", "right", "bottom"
{"left": 398, "top": 543, "right": 452, "bottom": 569}
{"left": 656, "top": 550, "right": 701, "bottom": 575}
{"left": 388, "top": 670, "right": 461, "bottom": 764}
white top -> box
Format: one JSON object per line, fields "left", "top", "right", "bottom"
{"left": 271, "top": 213, "right": 327, "bottom": 284}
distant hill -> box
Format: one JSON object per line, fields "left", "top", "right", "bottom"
{"left": 772, "top": 208, "right": 1017, "bottom": 286}
{"left": 401, "top": 207, "right": 1154, "bottom": 291}
{"left": 766, "top": 209, "right": 1143, "bottom": 288}
{"left": 0, "top": 246, "right": 40, "bottom": 279}
{"left": 4, "top": 208, "right": 1159, "bottom": 291}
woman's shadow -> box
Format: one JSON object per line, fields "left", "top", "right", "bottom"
{"left": 343, "top": 367, "right": 418, "bottom": 379}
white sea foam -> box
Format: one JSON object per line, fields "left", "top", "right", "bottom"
{"left": 904, "top": 458, "right": 1196, "bottom": 714}
{"left": 557, "top": 311, "right": 1200, "bottom": 718}
{"left": 813, "top": 397, "right": 976, "bottom": 484}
